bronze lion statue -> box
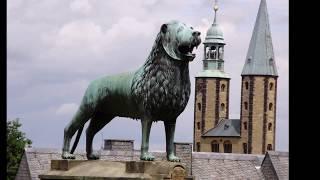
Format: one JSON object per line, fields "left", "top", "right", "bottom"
{"left": 62, "top": 20, "right": 201, "bottom": 162}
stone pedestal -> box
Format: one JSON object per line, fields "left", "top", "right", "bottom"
{"left": 39, "top": 160, "right": 194, "bottom": 180}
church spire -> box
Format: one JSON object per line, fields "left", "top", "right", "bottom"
{"left": 241, "top": 0, "right": 278, "bottom": 76}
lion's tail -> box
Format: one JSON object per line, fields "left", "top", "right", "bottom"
{"left": 70, "top": 126, "right": 84, "bottom": 154}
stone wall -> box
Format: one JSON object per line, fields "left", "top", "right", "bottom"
{"left": 174, "top": 142, "right": 192, "bottom": 176}
{"left": 104, "top": 139, "right": 134, "bottom": 151}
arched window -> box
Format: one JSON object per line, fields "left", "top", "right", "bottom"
{"left": 197, "top": 103, "right": 201, "bottom": 111}
{"left": 221, "top": 103, "right": 225, "bottom": 111}
{"left": 210, "top": 46, "right": 217, "bottom": 59}
{"left": 245, "top": 82, "right": 249, "bottom": 90}
{"left": 243, "top": 143, "right": 248, "bottom": 153}
{"left": 221, "top": 84, "right": 225, "bottom": 92}
{"left": 244, "top": 102, "right": 248, "bottom": 110}
{"left": 211, "top": 140, "right": 219, "bottom": 152}
{"left": 268, "top": 123, "right": 272, "bottom": 131}
{"left": 243, "top": 122, "right": 248, "bottom": 130}
{"left": 269, "top": 82, "right": 274, "bottom": 91}
{"left": 267, "top": 144, "right": 273, "bottom": 151}
{"left": 224, "top": 141, "right": 232, "bottom": 153}
{"left": 197, "top": 122, "right": 201, "bottom": 130}
{"left": 196, "top": 142, "right": 201, "bottom": 152}
{"left": 269, "top": 103, "right": 273, "bottom": 111}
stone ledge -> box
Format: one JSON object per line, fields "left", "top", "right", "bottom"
{"left": 39, "top": 160, "right": 194, "bottom": 180}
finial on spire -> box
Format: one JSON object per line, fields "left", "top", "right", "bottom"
{"left": 213, "top": 0, "right": 219, "bottom": 23}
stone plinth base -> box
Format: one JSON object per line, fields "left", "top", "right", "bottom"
{"left": 39, "top": 160, "right": 194, "bottom": 180}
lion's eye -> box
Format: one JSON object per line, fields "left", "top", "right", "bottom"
{"left": 190, "top": 27, "right": 194, "bottom": 30}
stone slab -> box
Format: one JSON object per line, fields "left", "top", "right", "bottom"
{"left": 39, "top": 160, "right": 195, "bottom": 180}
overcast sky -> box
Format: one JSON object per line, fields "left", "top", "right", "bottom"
{"left": 7, "top": 0, "right": 288, "bottom": 152}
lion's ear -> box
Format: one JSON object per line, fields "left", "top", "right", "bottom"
{"left": 161, "top": 24, "right": 168, "bottom": 34}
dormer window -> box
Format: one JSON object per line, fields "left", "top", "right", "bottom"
{"left": 269, "top": 58, "right": 274, "bottom": 65}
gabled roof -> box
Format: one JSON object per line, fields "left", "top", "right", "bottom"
{"left": 261, "top": 151, "right": 289, "bottom": 179}
{"left": 241, "top": 0, "right": 278, "bottom": 76}
{"left": 202, "top": 119, "right": 240, "bottom": 137}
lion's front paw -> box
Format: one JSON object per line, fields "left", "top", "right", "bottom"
{"left": 62, "top": 152, "right": 75, "bottom": 159}
{"left": 167, "top": 154, "right": 180, "bottom": 162}
{"left": 140, "top": 153, "right": 155, "bottom": 161}
{"left": 87, "top": 153, "right": 100, "bottom": 160}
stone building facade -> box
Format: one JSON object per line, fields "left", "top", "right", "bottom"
{"left": 193, "top": 0, "right": 279, "bottom": 155}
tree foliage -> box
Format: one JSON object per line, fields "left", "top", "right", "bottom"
{"left": 7, "top": 118, "right": 32, "bottom": 180}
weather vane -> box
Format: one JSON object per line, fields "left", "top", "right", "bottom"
{"left": 213, "top": 0, "right": 219, "bottom": 23}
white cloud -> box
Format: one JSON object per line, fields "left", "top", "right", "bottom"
{"left": 56, "top": 103, "right": 79, "bottom": 116}
{"left": 70, "top": 0, "right": 92, "bottom": 15}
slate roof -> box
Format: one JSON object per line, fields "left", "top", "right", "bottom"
{"left": 192, "top": 152, "right": 265, "bottom": 179}
{"left": 261, "top": 151, "right": 289, "bottom": 179}
{"left": 241, "top": 0, "right": 278, "bottom": 76}
{"left": 202, "top": 119, "right": 240, "bottom": 137}
{"left": 15, "top": 147, "right": 289, "bottom": 180}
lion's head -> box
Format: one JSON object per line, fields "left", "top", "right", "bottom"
{"left": 160, "top": 20, "right": 201, "bottom": 61}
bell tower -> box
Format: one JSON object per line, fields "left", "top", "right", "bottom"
{"left": 193, "top": 1, "right": 230, "bottom": 152}
{"left": 240, "top": 0, "right": 278, "bottom": 154}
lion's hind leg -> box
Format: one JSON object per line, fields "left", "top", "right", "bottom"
{"left": 62, "top": 108, "right": 92, "bottom": 159}
{"left": 86, "top": 113, "right": 114, "bottom": 160}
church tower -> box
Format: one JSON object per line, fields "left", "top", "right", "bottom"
{"left": 240, "top": 0, "right": 278, "bottom": 154}
{"left": 193, "top": 2, "right": 230, "bottom": 152}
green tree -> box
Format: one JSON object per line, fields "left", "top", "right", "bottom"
{"left": 7, "top": 118, "right": 32, "bottom": 180}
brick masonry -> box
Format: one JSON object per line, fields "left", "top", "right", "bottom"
{"left": 194, "top": 77, "right": 230, "bottom": 152}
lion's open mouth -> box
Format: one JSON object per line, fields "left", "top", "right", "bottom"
{"left": 178, "top": 44, "right": 198, "bottom": 58}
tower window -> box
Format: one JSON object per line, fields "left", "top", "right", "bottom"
{"left": 268, "top": 123, "right": 272, "bottom": 131}
{"left": 269, "top": 103, "right": 273, "bottom": 111}
{"left": 267, "top": 144, "right": 273, "bottom": 151}
{"left": 197, "top": 122, "right": 201, "bottom": 130}
{"left": 243, "top": 143, "right": 248, "bottom": 153}
{"left": 211, "top": 140, "right": 219, "bottom": 152}
{"left": 196, "top": 142, "right": 201, "bottom": 152}
{"left": 244, "top": 102, "right": 248, "bottom": 110}
{"left": 223, "top": 141, "right": 232, "bottom": 153}
{"left": 197, "top": 103, "right": 201, "bottom": 111}
{"left": 269, "top": 58, "right": 274, "bottom": 65}
{"left": 245, "top": 82, "right": 249, "bottom": 90}
{"left": 218, "top": 47, "right": 224, "bottom": 59}
{"left": 269, "top": 83, "right": 274, "bottom": 91}
{"left": 243, "top": 122, "right": 248, "bottom": 130}
{"left": 210, "top": 46, "right": 217, "bottom": 59}
{"left": 221, "top": 84, "right": 225, "bottom": 92}
{"left": 221, "top": 103, "right": 225, "bottom": 111}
